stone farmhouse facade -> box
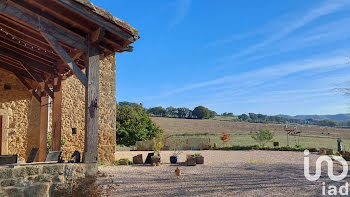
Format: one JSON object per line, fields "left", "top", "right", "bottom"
{"left": 0, "top": 54, "right": 116, "bottom": 163}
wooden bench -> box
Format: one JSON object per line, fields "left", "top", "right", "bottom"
{"left": 0, "top": 155, "right": 18, "bottom": 165}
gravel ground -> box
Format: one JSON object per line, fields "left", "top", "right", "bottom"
{"left": 98, "top": 151, "right": 349, "bottom": 197}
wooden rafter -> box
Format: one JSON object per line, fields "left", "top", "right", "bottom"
{"left": 41, "top": 32, "right": 88, "bottom": 87}
{"left": 13, "top": 72, "right": 41, "bottom": 102}
{"left": 90, "top": 27, "right": 105, "bottom": 45}
{"left": 20, "top": 62, "right": 54, "bottom": 99}
{"left": 0, "top": 0, "right": 87, "bottom": 51}
{"left": 0, "top": 45, "right": 54, "bottom": 73}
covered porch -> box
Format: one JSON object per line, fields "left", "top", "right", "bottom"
{"left": 0, "top": 0, "right": 138, "bottom": 162}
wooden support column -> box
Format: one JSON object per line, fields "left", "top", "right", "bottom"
{"left": 38, "top": 95, "right": 48, "bottom": 162}
{"left": 83, "top": 45, "right": 100, "bottom": 163}
{"left": 52, "top": 77, "right": 62, "bottom": 151}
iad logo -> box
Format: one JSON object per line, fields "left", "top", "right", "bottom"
{"left": 304, "top": 150, "right": 348, "bottom": 181}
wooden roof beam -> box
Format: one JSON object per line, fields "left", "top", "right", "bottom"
{"left": 20, "top": 62, "right": 54, "bottom": 99}
{"left": 13, "top": 72, "right": 41, "bottom": 102}
{"left": 0, "top": 0, "right": 87, "bottom": 51}
{"left": 42, "top": 32, "right": 88, "bottom": 87}
{"left": 56, "top": 0, "right": 135, "bottom": 42}
{"left": 0, "top": 45, "right": 54, "bottom": 74}
{"left": 90, "top": 27, "right": 105, "bottom": 45}
{"left": 0, "top": 60, "right": 33, "bottom": 80}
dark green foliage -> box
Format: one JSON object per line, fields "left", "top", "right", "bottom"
{"left": 238, "top": 114, "right": 249, "bottom": 121}
{"left": 147, "top": 106, "right": 166, "bottom": 117}
{"left": 116, "top": 103, "right": 163, "bottom": 146}
{"left": 114, "top": 158, "right": 132, "bottom": 165}
{"left": 166, "top": 106, "right": 177, "bottom": 117}
{"left": 222, "top": 112, "right": 234, "bottom": 117}
{"left": 177, "top": 107, "right": 191, "bottom": 118}
{"left": 192, "top": 106, "right": 212, "bottom": 119}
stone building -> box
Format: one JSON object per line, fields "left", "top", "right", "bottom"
{"left": 0, "top": 0, "right": 138, "bottom": 163}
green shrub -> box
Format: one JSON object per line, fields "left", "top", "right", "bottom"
{"left": 251, "top": 129, "right": 273, "bottom": 147}
{"left": 114, "top": 158, "right": 132, "bottom": 165}
{"left": 97, "top": 162, "right": 108, "bottom": 166}
{"left": 116, "top": 104, "right": 164, "bottom": 146}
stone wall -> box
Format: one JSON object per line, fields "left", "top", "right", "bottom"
{"left": 0, "top": 54, "right": 117, "bottom": 163}
{"left": 60, "top": 54, "right": 117, "bottom": 163}
{"left": 0, "top": 163, "right": 97, "bottom": 197}
{"left": 0, "top": 70, "right": 39, "bottom": 162}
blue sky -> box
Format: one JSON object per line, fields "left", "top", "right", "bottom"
{"left": 92, "top": 0, "right": 350, "bottom": 115}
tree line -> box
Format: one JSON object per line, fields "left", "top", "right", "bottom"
{"left": 146, "top": 105, "right": 217, "bottom": 119}
{"left": 119, "top": 101, "right": 343, "bottom": 127}
{"left": 235, "top": 112, "right": 339, "bottom": 127}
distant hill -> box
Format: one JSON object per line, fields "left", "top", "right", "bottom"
{"left": 278, "top": 114, "right": 350, "bottom": 122}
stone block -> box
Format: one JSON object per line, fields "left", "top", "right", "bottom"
{"left": 133, "top": 154, "right": 143, "bottom": 164}
{"left": 0, "top": 168, "right": 13, "bottom": 179}
{"left": 34, "top": 175, "right": 51, "bottom": 182}
{"left": 1, "top": 179, "right": 17, "bottom": 187}
{"left": 24, "top": 184, "right": 50, "bottom": 197}
{"left": 25, "top": 166, "right": 40, "bottom": 175}
{"left": 13, "top": 167, "right": 26, "bottom": 178}
{"left": 186, "top": 158, "right": 196, "bottom": 166}
{"left": 43, "top": 165, "right": 64, "bottom": 175}
{"left": 2, "top": 187, "right": 24, "bottom": 197}
{"left": 52, "top": 175, "right": 64, "bottom": 183}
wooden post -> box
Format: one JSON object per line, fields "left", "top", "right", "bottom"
{"left": 52, "top": 77, "right": 62, "bottom": 151}
{"left": 83, "top": 45, "right": 100, "bottom": 163}
{"left": 38, "top": 95, "right": 48, "bottom": 162}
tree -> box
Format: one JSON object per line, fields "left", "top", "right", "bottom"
{"left": 177, "top": 107, "right": 191, "bottom": 118}
{"left": 147, "top": 106, "right": 166, "bottom": 117}
{"left": 209, "top": 110, "right": 217, "bottom": 118}
{"left": 222, "top": 112, "right": 234, "bottom": 117}
{"left": 257, "top": 114, "right": 267, "bottom": 122}
{"left": 166, "top": 106, "right": 177, "bottom": 117}
{"left": 119, "top": 101, "right": 141, "bottom": 108}
{"left": 249, "top": 113, "right": 258, "bottom": 121}
{"left": 251, "top": 129, "right": 273, "bottom": 147}
{"left": 116, "top": 104, "right": 164, "bottom": 146}
{"left": 238, "top": 114, "right": 249, "bottom": 121}
{"left": 192, "top": 106, "right": 210, "bottom": 119}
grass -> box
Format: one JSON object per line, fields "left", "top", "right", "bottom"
{"left": 165, "top": 132, "right": 350, "bottom": 152}
{"left": 149, "top": 117, "right": 350, "bottom": 152}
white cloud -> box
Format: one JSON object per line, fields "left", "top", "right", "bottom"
{"left": 225, "top": 0, "right": 350, "bottom": 60}
{"left": 169, "top": 0, "right": 191, "bottom": 28}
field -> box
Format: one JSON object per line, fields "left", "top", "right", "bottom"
{"left": 151, "top": 117, "right": 350, "bottom": 151}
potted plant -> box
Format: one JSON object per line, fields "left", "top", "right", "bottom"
{"left": 151, "top": 133, "right": 163, "bottom": 166}
{"left": 194, "top": 153, "right": 204, "bottom": 164}
{"left": 167, "top": 138, "right": 184, "bottom": 164}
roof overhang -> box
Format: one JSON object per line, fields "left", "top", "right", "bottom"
{"left": 0, "top": 0, "right": 138, "bottom": 86}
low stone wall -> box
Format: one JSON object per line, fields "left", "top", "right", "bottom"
{"left": 0, "top": 163, "right": 97, "bottom": 197}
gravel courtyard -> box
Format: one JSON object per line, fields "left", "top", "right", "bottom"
{"left": 98, "top": 151, "right": 349, "bottom": 196}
